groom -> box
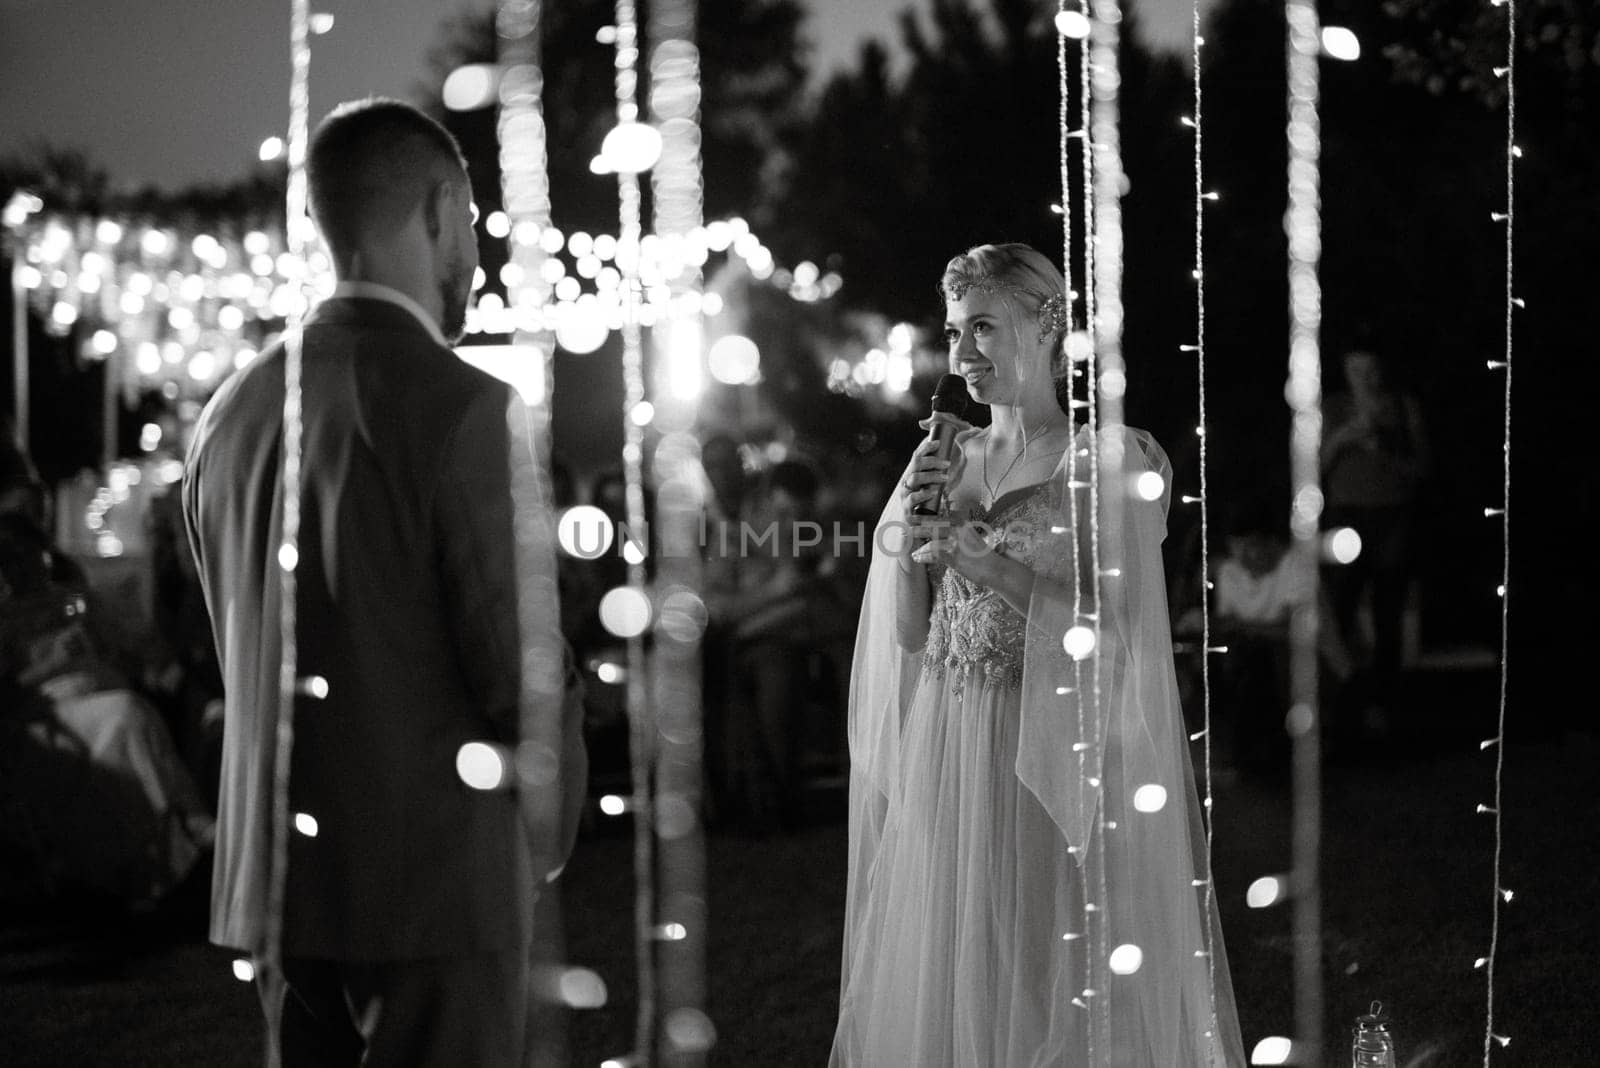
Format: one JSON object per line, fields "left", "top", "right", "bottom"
{"left": 183, "top": 98, "right": 584, "bottom": 1066}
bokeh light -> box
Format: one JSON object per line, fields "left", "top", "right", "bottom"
{"left": 1325, "top": 526, "right": 1362, "bottom": 564}
{"left": 1132, "top": 784, "right": 1168, "bottom": 813}
{"left": 1320, "top": 26, "right": 1361, "bottom": 61}
{"left": 1247, "top": 875, "right": 1286, "bottom": 909}
{"left": 707, "top": 334, "right": 760, "bottom": 386}
{"left": 1250, "top": 1036, "right": 1293, "bottom": 1065}
{"left": 599, "top": 587, "right": 652, "bottom": 638}
{"left": 1134, "top": 470, "right": 1165, "bottom": 502}
{"left": 1108, "top": 943, "right": 1143, "bottom": 975}
{"left": 443, "top": 64, "right": 499, "bottom": 111}
{"left": 1055, "top": 10, "right": 1090, "bottom": 39}
{"left": 558, "top": 505, "right": 616, "bottom": 560}
{"left": 456, "top": 741, "right": 508, "bottom": 791}
{"left": 558, "top": 967, "right": 608, "bottom": 1009}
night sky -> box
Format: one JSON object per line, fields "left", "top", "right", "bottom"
{"left": 0, "top": 0, "right": 1218, "bottom": 193}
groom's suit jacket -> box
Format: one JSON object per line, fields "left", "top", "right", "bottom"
{"left": 184, "top": 296, "right": 550, "bottom": 960}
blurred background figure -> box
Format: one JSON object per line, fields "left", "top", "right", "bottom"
{"left": 0, "top": 415, "right": 212, "bottom": 911}
{"left": 1321, "top": 346, "right": 1431, "bottom": 740}
{"left": 707, "top": 457, "right": 853, "bottom": 833}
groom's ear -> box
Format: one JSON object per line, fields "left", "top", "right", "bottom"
{"left": 422, "top": 178, "right": 450, "bottom": 243}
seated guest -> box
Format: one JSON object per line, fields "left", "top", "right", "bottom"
{"left": 1209, "top": 503, "right": 1353, "bottom": 777}
{"left": 0, "top": 430, "right": 212, "bottom": 907}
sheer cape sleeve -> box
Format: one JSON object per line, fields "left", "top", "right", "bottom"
{"left": 839, "top": 458, "right": 925, "bottom": 1000}
{"left": 1017, "top": 425, "right": 1245, "bottom": 1065}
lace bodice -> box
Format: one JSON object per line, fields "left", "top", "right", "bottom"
{"left": 922, "top": 482, "right": 1060, "bottom": 690}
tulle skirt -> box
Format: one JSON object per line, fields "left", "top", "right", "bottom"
{"left": 832, "top": 666, "right": 1086, "bottom": 1067}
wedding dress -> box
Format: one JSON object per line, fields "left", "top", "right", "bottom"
{"left": 831, "top": 426, "right": 1244, "bottom": 1066}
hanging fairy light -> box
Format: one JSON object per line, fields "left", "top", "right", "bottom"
{"left": 1479, "top": 0, "right": 1518, "bottom": 1060}
{"left": 602, "top": 3, "right": 660, "bottom": 1062}
{"left": 262, "top": 0, "right": 315, "bottom": 986}
{"left": 493, "top": 6, "right": 578, "bottom": 1065}
{"left": 1186, "top": 0, "right": 1232, "bottom": 1050}
{"left": 1086, "top": 1, "right": 1126, "bottom": 1046}
{"left": 1284, "top": 0, "right": 1325, "bottom": 1062}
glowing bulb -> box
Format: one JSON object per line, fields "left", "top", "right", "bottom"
{"left": 91, "top": 329, "right": 118, "bottom": 355}
{"left": 278, "top": 543, "right": 299, "bottom": 572}
{"left": 136, "top": 343, "right": 162, "bottom": 376}
{"left": 258, "top": 136, "right": 285, "bottom": 162}
{"left": 1320, "top": 26, "right": 1361, "bottom": 61}
{"left": 1099, "top": 367, "right": 1126, "bottom": 399}
{"left": 309, "top": 12, "right": 335, "bottom": 34}
{"left": 708, "top": 334, "right": 760, "bottom": 386}
{"left": 1325, "top": 526, "right": 1362, "bottom": 564}
{"left": 1132, "top": 784, "right": 1168, "bottom": 813}
{"left": 1285, "top": 702, "right": 1314, "bottom": 737}
{"left": 456, "top": 741, "right": 508, "bottom": 790}
{"left": 557, "top": 505, "right": 616, "bottom": 560}
{"left": 1250, "top": 1036, "right": 1293, "bottom": 1065}
{"left": 600, "top": 122, "right": 664, "bottom": 174}
{"left": 1247, "top": 875, "right": 1285, "bottom": 909}
{"left": 231, "top": 959, "right": 256, "bottom": 982}
{"left": 293, "top": 812, "right": 319, "bottom": 837}
{"left": 621, "top": 539, "right": 646, "bottom": 567}
{"left": 599, "top": 587, "right": 652, "bottom": 639}
{"left": 596, "top": 662, "right": 624, "bottom": 685}
{"left": 1108, "top": 944, "right": 1143, "bottom": 975}
{"left": 1133, "top": 470, "right": 1165, "bottom": 502}
{"left": 51, "top": 301, "right": 78, "bottom": 327}
{"left": 482, "top": 210, "right": 510, "bottom": 239}
{"left": 442, "top": 63, "right": 499, "bottom": 111}
{"left": 654, "top": 923, "right": 687, "bottom": 941}
{"left": 139, "top": 423, "right": 163, "bottom": 452}
{"left": 188, "top": 351, "right": 217, "bottom": 381}
{"left": 664, "top": 1008, "right": 717, "bottom": 1054}
{"left": 1055, "top": 10, "right": 1090, "bottom": 39}
{"left": 95, "top": 220, "right": 123, "bottom": 244}
{"left": 1063, "top": 626, "right": 1096, "bottom": 660}
{"left": 558, "top": 967, "right": 608, "bottom": 1009}
{"left": 630, "top": 401, "right": 656, "bottom": 427}
{"left": 599, "top": 794, "right": 629, "bottom": 816}
{"left": 555, "top": 297, "right": 609, "bottom": 355}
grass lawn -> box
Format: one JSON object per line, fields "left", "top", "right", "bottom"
{"left": 3, "top": 720, "right": 1594, "bottom": 1066}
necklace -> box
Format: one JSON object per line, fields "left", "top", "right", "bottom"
{"left": 982, "top": 417, "right": 1068, "bottom": 505}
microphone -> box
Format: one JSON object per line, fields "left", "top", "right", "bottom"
{"left": 911, "top": 373, "right": 971, "bottom": 518}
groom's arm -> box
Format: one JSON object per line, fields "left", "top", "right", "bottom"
{"left": 436, "top": 379, "right": 523, "bottom": 741}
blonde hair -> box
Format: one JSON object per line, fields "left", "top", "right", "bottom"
{"left": 939, "top": 243, "right": 1072, "bottom": 395}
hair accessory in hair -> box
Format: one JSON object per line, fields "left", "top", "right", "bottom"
{"left": 942, "top": 276, "right": 1025, "bottom": 301}
{"left": 1037, "top": 293, "right": 1069, "bottom": 341}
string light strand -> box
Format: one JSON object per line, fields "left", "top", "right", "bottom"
{"left": 647, "top": 0, "right": 713, "bottom": 1058}
{"left": 1190, "top": 0, "right": 1224, "bottom": 1052}
{"left": 264, "top": 0, "right": 313, "bottom": 985}
{"left": 1482, "top": 0, "right": 1516, "bottom": 1061}
{"left": 611, "top": 2, "right": 658, "bottom": 1060}
{"left": 1284, "top": 0, "right": 1325, "bottom": 1062}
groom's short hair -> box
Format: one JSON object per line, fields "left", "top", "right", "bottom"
{"left": 307, "top": 97, "right": 470, "bottom": 265}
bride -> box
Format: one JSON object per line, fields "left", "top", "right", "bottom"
{"left": 831, "top": 244, "right": 1244, "bottom": 1065}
